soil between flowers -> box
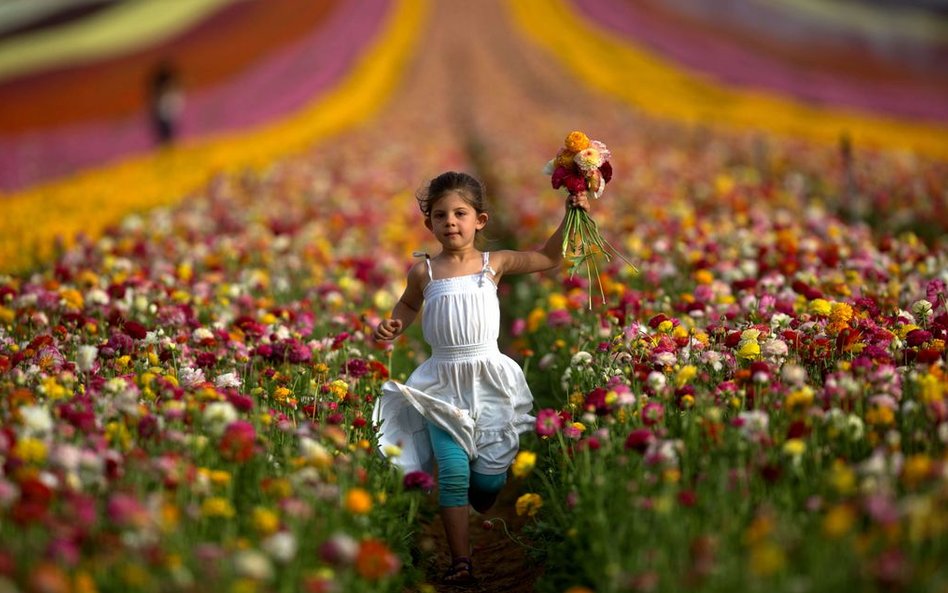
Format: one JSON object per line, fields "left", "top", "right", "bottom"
{"left": 409, "top": 486, "right": 539, "bottom": 593}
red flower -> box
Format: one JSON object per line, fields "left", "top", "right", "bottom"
{"left": 219, "top": 420, "right": 256, "bottom": 462}
{"left": 551, "top": 166, "right": 588, "bottom": 194}
{"left": 355, "top": 538, "right": 401, "bottom": 581}
{"left": 599, "top": 161, "right": 613, "bottom": 183}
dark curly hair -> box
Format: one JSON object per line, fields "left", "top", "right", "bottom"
{"left": 416, "top": 171, "right": 487, "bottom": 218}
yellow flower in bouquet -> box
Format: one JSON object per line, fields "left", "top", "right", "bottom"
{"left": 565, "top": 131, "right": 591, "bottom": 152}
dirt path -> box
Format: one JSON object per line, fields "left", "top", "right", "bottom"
{"left": 412, "top": 487, "right": 538, "bottom": 593}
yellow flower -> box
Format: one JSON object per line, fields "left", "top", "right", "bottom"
{"left": 830, "top": 302, "right": 854, "bottom": 324}
{"left": 749, "top": 541, "right": 786, "bottom": 576}
{"left": 511, "top": 451, "right": 537, "bottom": 478}
{"left": 515, "top": 493, "right": 544, "bottom": 517}
{"left": 694, "top": 269, "right": 714, "bottom": 284}
{"left": 201, "top": 497, "right": 235, "bottom": 519}
{"left": 564, "top": 131, "right": 590, "bottom": 152}
{"left": 675, "top": 365, "right": 698, "bottom": 387}
{"left": 865, "top": 405, "right": 895, "bottom": 427}
{"left": 823, "top": 504, "right": 856, "bottom": 539}
{"left": 547, "top": 293, "right": 569, "bottom": 310}
{"left": 273, "top": 386, "right": 291, "bottom": 404}
{"left": 252, "top": 507, "right": 280, "bottom": 535}
{"left": 14, "top": 437, "right": 47, "bottom": 464}
{"left": 345, "top": 488, "right": 373, "bottom": 515}
{"left": 657, "top": 320, "right": 674, "bottom": 334}
{"left": 782, "top": 438, "right": 806, "bottom": 458}
{"left": 784, "top": 387, "right": 814, "bottom": 412}
{"left": 737, "top": 340, "right": 760, "bottom": 361}
{"left": 809, "top": 299, "right": 832, "bottom": 316}
{"left": 328, "top": 380, "right": 348, "bottom": 400}
{"left": 527, "top": 307, "right": 546, "bottom": 333}
{"left": 828, "top": 460, "right": 856, "bottom": 495}
{"left": 59, "top": 288, "right": 84, "bottom": 310}
{"left": 901, "top": 454, "right": 932, "bottom": 489}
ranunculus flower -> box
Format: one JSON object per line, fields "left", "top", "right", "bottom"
{"left": 536, "top": 408, "right": 563, "bottom": 437}
{"left": 564, "top": 130, "right": 590, "bottom": 152}
{"left": 355, "top": 538, "right": 401, "bottom": 581}
{"left": 219, "top": 420, "right": 256, "bottom": 462}
{"left": 625, "top": 428, "right": 656, "bottom": 453}
{"left": 641, "top": 402, "right": 665, "bottom": 426}
{"left": 515, "top": 493, "right": 544, "bottom": 517}
{"left": 402, "top": 470, "right": 435, "bottom": 491}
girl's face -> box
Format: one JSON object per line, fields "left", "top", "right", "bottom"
{"left": 425, "top": 191, "right": 487, "bottom": 249}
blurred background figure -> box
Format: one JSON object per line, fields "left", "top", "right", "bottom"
{"left": 148, "top": 60, "right": 183, "bottom": 146}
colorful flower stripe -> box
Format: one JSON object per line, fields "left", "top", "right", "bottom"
{"left": 753, "top": 0, "right": 948, "bottom": 44}
{"left": 508, "top": 0, "right": 948, "bottom": 159}
{"left": 0, "top": 0, "right": 378, "bottom": 193}
{"left": 0, "top": 0, "right": 340, "bottom": 134}
{"left": 0, "top": 0, "right": 429, "bottom": 274}
{"left": 0, "top": 0, "right": 113, "bottom": 41}
{"left": 596, "top": 0, "right": 948, "bottom": 122}
{"left": 0, "top": 0, "right": 240, "bottom": 83}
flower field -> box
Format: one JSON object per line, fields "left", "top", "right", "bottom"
{"left": 1, "top": 1, "right": 947, "bottom": 592}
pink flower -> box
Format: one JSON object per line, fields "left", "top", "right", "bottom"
{"left": 535, "top": 409, "right": 563, "bottom": 437}
{"left": 641, "top": 402, "right": 665, "bottom": 426}
{"left": 219, "top": 420, "right": 256, "bottom": 462}
{"left": 403, "top": 471, "right": 435, "bottom": 491}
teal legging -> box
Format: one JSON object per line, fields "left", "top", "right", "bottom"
{"left": 427, "top": 422, "right": 507, "bottom": 507}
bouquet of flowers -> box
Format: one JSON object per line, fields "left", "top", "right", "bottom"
{"left": 544, "top": 131, "right": 637, "bottom": 305}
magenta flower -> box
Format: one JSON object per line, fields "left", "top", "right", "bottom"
{"left": 641, "top": 402, "right": 665, "bottom": 426}
{"left": 624, "top": 428, "right": 656, "bottom": 453}
{"left": 536, "top": 408, "right": 563, "bottom": 437}
{"left": 402, "top": 471, "right": 435, "bottom": 491}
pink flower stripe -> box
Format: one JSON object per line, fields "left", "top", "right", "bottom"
{"left": 571, "top": 0, "right": 948, "bottom": 123}
{"left": 0, "top": 0, "right": 388, "bottom": 193}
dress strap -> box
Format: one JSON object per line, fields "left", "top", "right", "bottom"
{"left": 413, "top": 251, "right": 433, "bottom": 281}
{"left": 479, "top": 251, "right": 496, "bottom": 286}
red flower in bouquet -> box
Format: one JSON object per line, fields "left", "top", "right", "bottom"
{"left": 544, "top": 131, "right": 636, "bottom": 306}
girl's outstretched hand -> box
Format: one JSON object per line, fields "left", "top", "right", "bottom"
{"left": 568, "top": 193, "right": 590, "bottom": 212}
{"left": 374, "top": 319, "right": 404, "bottom": 341}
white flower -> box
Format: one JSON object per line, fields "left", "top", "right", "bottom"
{"left": 178, "top": 367, "right": 206, "bottom": 389}
{"left": 761, "top": 338, "right": 788, "bottom": 359}
{"left": 214, "top": 372, "right": 242, "bottom": 390}
{"left": 87, "top": 289, "right": 109, "bottom": 306}
{"left": 19, "top": 404, "right": 53, "bottom": 435}
{"left": 781, "top": 363, "right": 807, "bottom": 386}
{"left": 233, "top": 550, "right": 273, "bottom": 581}
{"left": 203, "top": 402, "right": 238, "bottom": 436}
{"left": 192, "top": 327, "right": 214, "bottom": 343}
{"left": 738, "top": 410, "right": 769, "bottom": 439}
{"left": 647, "top": 371, "right": 666, "bottom": 391}
{"left": 912, "top": 299, "right": 933, "bottom": 321}
{"left": 570, "top": 351, "right": 593, "bottom": 367}
{"left": 76, "top": 345, "right": 98, "bottom": 372}
{"left": 262, "top": 532, "right": 298, "bottom": 563}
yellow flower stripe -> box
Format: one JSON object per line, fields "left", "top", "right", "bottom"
{"left": 0, "top": 0, "right": 240, "bottom": 83}
{"left": 507, "top": 0, "right": 948, "bottom": 159}
{"left": 0, "top": 0, "right": 429, "bottom": 274}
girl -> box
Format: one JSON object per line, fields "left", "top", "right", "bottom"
{"left": 373, "top": 171, "right": 589, "bottom": 585}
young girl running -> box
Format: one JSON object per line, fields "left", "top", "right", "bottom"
{"left": 373, "top": 171, "right": 589, "bottom": 585}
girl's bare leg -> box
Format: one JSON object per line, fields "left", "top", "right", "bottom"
{"left": 440, "top": 505, "right": 470, "bottom": 560}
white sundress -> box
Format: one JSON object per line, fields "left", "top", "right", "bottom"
{"left": 372, "top": 251, "right": 535, "bottom": 476}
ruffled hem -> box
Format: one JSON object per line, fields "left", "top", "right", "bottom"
{"left": 372, "top": 380, "right": 534, "bottom": 475}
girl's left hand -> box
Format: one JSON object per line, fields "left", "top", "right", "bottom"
{"left": 567, "top": 193, "right": 590, "bottom": 212}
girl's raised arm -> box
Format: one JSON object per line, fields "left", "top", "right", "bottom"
{"left": 494, "top": 193, "right": 590, "bottom": 278}
{"left": 374, "top": 261, "right": 427, "bottom": 341}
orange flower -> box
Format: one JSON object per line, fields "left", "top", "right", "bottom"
{"left": 564, "top": 130, "right": 590, "bottom": 152}
{"left": 345, "top": 488, "right": 373, "bottom": 514}
{"left": 355, "top": 538, "right": 401, "bottom": 580}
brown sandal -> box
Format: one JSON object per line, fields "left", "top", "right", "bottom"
{"left": 443, "top": 556, "right": 476, "bottom": 586}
